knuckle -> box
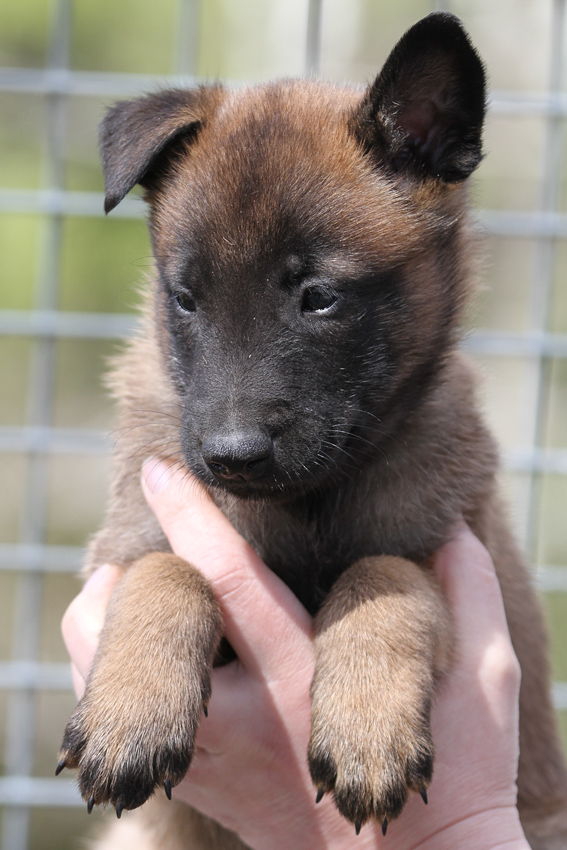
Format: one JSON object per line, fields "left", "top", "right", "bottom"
{"left": 481, "top": 634, "right": 521, "bottom": 694}
{"left": 212, "top": 557, "right": 257, "bottom": 606}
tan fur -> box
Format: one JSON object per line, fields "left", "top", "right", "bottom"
{"left": 310, "top": 556, "right": 452, "bottom": 823}
{"left": 61, "top": 554, "right": 222, "bottom": 809}
{"left": 57, "top": 16, "right": 567, "bottom": 849}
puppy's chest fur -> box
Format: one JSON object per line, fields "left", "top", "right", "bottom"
{"left": 220, "top": 488, "right": 375, "bottom": 613}
{"left": 217, "top": 435, "right": 469, "bottom": 614}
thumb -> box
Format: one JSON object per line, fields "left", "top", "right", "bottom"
{"left": 141, "top": 458, "right": 312, "bottom": 678}
{"left": 141, "top": 457, "right": 255, "bottom": 576}
{"left": 61, "top": 564, "right": 121, "bottom": 683}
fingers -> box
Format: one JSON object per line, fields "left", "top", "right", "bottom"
{"left": 61, "top": 564, "right": 121, "bottom": 685}
{"left": 141, "top": 459, "right": 313, "bottom": 681}
{"left": 435, "top": 522, "right": 503, "bottom": 632}
{"left": 434, "top": 522, "right": 520, "bottom": 687}
{"left": 190, "top": 663, "right": 257, "bottom": 754}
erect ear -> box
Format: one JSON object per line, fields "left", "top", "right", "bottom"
{"left": 99, "top": 86, "right": 224, "bottom": 213}
{"left": 352, "top": 12, "right": 486, "bottom": 183}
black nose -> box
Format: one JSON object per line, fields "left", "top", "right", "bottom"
{"left": 201, "top": 430, "right": 273, "bottom": 481}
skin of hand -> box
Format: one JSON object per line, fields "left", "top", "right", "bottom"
{"left": 62, "top": 459, "right": 530, "bottom": 850}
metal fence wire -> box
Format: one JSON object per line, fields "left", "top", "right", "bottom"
{"left": 1, "top": 0, "right": 567, "bottom": 848}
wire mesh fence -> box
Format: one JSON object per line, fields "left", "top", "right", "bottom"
{"left": 1, "top": 0, "right": 566, "bottom": 847}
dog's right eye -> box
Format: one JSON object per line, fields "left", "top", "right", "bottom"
{"left": 300, "top": 285, "right": 338, "bottom": 314}
{"left": 175, "top": 292, "right": 196, "bottom": 313}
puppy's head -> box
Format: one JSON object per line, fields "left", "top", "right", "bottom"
{"left": 101, "top": 12, "right": 485, "bottom": 500}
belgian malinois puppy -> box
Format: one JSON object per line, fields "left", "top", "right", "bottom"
{"left": 57, "top": 12, "right": 567, "bottom": 849}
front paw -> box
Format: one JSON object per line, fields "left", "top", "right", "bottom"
{"left": 57, "top": 669, "right": 209, "bottom": 813}
{"left": 308, "top": 693, "right": 433, "bottom": 831}
{"left": 56, "top": 553, "right": 222, "bottom": 814}
{"left": 308, "top": 554, "right": 452, "bottom": 832}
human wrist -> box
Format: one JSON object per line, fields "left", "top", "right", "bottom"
{"left": 243, "top": 807, "right": 529, "bottom": 850}
{"left": 407, "top": 806, "right": 530, "bottom": 850}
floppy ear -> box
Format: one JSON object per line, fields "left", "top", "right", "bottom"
{"left": 352, "top": 12, "right": 486, "bottom": 183}
{"left": 99, "top": 86, "right": 224, "bottom": 213}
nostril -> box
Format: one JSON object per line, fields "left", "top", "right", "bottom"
{"left": 244, "top": 457, "right": 264, "bottom": 472}
{"left": 201, "top": 430, "right": 273, "bottom": 480}
{"left": 207, "top": 461, "right": 231, "bottom": 477}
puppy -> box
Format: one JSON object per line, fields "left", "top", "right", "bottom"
{"left": 57, "top": 13, "right": 567, "bottom": 849}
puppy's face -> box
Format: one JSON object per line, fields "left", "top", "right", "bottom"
{"left": 100, "top": 14, "right": 486, "bottom": 500}
{"left": 151, "top": 89, "right": 454, "bottom": 499}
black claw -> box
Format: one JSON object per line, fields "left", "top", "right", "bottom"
{"left": 315, "top": 788, "right": 324, "bottom": 804}
{"left": 164, "top": 779, "right": 172, "bottom": 800}
{"left": 203, "top": 705, "right": 208, "bottom": 718}
{"left": 55, "top": 758, "right": 66, "bottom": 776}
{"left": 420, "top": 787, "right": 428, "bottom": 805}
{"left": 116, "top": 802, "right": 123, "bottom": 819}
{"left": 355, "top": 821, "right": 361, "bottom": 836}
{"left": 382, "top": 818, "right": 388, "bottom": 837}
{"left": 87, "top": 795, "right": 95, "bottom": 814}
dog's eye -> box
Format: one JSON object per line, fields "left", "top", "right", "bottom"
{"left": 175, "top": 292, "right": 196, "bottom": 313}
{"left": 301, "top": 286, "right": 337, "bottom": 314}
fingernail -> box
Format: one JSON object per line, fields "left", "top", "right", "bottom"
{"left": 142, "top": 458, "right": 175, "bottom": 494}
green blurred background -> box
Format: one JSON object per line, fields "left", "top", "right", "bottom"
{"left": 1, "top": 0, "right": 567, "bottom": 847}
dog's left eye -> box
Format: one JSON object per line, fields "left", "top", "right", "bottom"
{"left": 301, "top": 285, "right": 337, "bottom": 314}
{"left": 175, "top": 292, "right": 196, "bottom": 313}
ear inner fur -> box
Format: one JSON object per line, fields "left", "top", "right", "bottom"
{"left": 350, "top": 12, "right": 486, "bottom": 182}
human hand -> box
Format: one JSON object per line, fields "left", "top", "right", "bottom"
{"left": 62, "top": 460, "right": 529, "bottom": 849}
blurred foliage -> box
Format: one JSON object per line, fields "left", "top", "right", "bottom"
{"left": 0, "top": 338, "right": 31, "bottom": 426}
{"left": 1, "top": 215, "right": 40, "bottom": 308}
{"left": 53, "top": 339, "right": 117, "bottom": 428}
{"left": 70, "top": 0, "right": 178, "bottom": 73}
{"left": 0, "top": 0, "right": 50, "bottom": 67}
{"left": 59, "top": 217, "right": 150, "bottom": 312}
{"left": 0, "top": 94, "right": 43, "bottom": 190}
{"left": 552, "top": 242, "right": 567, "bottom": 332}
{"left": 546, "top": 593, "right": 567, "bottom": 681}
